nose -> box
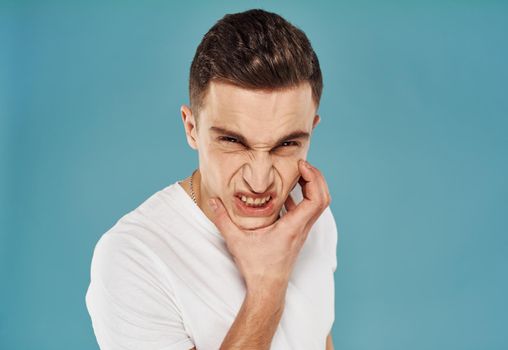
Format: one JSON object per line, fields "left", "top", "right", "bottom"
{"left": 242, "top": 152, "right": 275, "bottom": 194}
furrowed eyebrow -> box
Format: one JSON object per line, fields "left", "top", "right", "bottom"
{"left": 210, "top": 127, "right": 248, "bottom": 144}
{"left": 209, "top": 126, "right": 310, "bottom": 146}
{"left": 277, "top": 131, "right": 310, "bottom": 144}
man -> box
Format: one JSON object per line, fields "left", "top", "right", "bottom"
{"left": 86, "top": 8, "right": 337, "bottom": 350}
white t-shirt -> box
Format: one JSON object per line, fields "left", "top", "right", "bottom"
{"left": 86, "top": 181, "right": 338, "bottom": 350}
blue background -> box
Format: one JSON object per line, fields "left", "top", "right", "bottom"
{"left": 1, "top": 1, "right": 507, "bottom": 349}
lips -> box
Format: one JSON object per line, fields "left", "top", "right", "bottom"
{"left": 233, "top": 191, "right": 277, "bottom": 217}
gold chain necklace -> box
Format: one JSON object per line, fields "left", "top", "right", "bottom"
{"left": 189, "top": 170, "right": 197, "bottom": 204}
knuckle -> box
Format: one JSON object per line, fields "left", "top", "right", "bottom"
{"left": 317, "top": 197, "right": 328, "bottom": 211}
{"left": 313, "top": 168, "right": 325, "bottom": 180}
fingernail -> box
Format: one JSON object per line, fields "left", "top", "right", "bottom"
{"left": 304, "top": 160, "right": 312, "bottom": 168}
{"left": 208, "top": 198, "right": 218, "bottom": 211}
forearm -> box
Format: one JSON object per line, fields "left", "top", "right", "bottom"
{"left": 220, "top": 287, "right": 286, "bottom": 350}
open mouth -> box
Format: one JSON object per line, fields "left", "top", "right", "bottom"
{"left": 234, "top": 193, "right": 276, "bottom": 216}
{"left": 238, "top": 194, "right": 272, "bottom": 207}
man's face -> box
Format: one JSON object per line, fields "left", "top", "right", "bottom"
{"left": 182, "top": 81, "right": 319, "bottom": 230}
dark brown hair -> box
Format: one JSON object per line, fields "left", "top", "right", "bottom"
{"left": 189, "top": 9, "right": 323, "bottom": 116}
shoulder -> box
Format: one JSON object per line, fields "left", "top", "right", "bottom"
{"left": 87, "top": 224, "right": 183, "bottom": 322}
{"left": 89, "top": 231, "right": 163, "bottom": 292}
{"left": 89, "top": 184, "right": 184, "bottom": 287}
{"left": 86, "top": 230, "right": 194, "bottom": 350}
{"left": 85, "top": 183, "right": 196, "bottom": 349}
{"left": 100, "top": 182, "right": 188, "bottom": 249}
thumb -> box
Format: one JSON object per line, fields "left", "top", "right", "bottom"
{"left": 208, "top": 198, "right": 240, "bottom": 240}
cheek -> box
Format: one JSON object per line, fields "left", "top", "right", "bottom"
{"left": 202, "top": 148, "right": 244, "bottom": 190}
{"left": 209, "top": 148, "right": 245, "bottom": 173}
{"left": 273, "top": 157, "right": 301, "bottom": 189}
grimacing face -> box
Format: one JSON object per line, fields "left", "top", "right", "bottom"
{"left": 181, "top": 80, "right": 320, "bottom": 230}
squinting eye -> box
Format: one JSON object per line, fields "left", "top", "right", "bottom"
{"left": 219, "top": 136, "right": 240, "bottom": 143}
{"left": 280, "top": 141, "right": 299, "bottom": 147}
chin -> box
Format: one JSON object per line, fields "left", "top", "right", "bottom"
{"left": 233, "top": 215, "right": 278, "bottom": 231}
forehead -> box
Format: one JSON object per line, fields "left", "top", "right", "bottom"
{"left": 199, "top": 81, "right": 316, "bottom": 143}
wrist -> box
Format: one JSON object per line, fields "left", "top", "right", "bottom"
{"left": 245, "top": 282, "right": 287, "bottom": 309}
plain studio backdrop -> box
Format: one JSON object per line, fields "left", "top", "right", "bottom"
{"left": 1, "top": 1, "right": 507, "bottom": 349}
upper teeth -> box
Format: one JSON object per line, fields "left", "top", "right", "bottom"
{"left": 241, "top": 195, "right": 271, "bottom": 205}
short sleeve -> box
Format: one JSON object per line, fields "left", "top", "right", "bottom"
{"left": 85, "top": 233, "right": 195, "bottom": 350}
{"left": 328, "top": 207, "right": 338, "bottom": 273}
{"left": 320, "top": 206, "right": 339, "bottom": 273}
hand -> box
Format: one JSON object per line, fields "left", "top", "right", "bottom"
{"left": 208, "top": 159, "right": 331, "bottom": 295}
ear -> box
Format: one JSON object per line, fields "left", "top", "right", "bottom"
{"left": 181, "top": 105, "right": 198, "bottom": 150}
{"left": 312, "top": 114, "right": 321, "bottom": 129}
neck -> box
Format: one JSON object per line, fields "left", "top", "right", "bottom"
{"left": 189, "top": 169, "right": 216, "bottom": 225}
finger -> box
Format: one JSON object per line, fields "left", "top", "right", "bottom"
{"left": 284, "top": 193, "right": 297, "bottom": 212}
{"left": 300, "top": 160, "right": 331, "bottom": 204}
{"left": 298, "top": 159, "right": 321, "bottom": 202}
{"left": 283, "top": 160, "right": 330, "bottom": 227}
{"left": 208, "top": 198, "right": 241, "bottom": 241}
